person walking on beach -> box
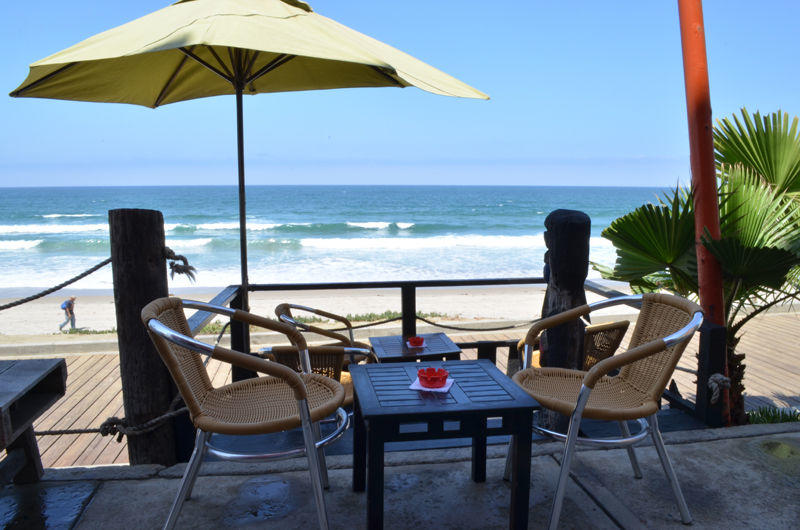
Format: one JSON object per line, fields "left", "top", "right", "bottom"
{"left": 59, "top": 296, "right": 76, "bottom": 331}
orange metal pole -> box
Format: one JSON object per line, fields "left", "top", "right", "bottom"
{"left": 677, "top": 0, "right": 729, "bottom": 424}
{"left": 677, "top": 0, "right": 724, "bottom": 325}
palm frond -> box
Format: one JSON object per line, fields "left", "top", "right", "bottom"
{"left": 714, "top": 108, "right": 800, "bottom": 193}
{"left": 601, "top": 187, "right": 696, "bottom": 285}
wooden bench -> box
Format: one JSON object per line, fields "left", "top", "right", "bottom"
{"left": 0, "top": 358, "right": 67, "bottom": 484}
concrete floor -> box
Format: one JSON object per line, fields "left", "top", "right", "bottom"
{"left": 2, "top": 423, "right": 799, "bottom": 529}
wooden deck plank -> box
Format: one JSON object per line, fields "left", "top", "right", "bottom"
{"left": 35, "top": 356, "right": 117, "bottom": 433}
{"left": 72, "top": 398, "right": 126, "bottom": 467}
{"left": 40, "top": 358, "right": 122, "bottom": 464}
{"left": 55, "top": 383, "right": 127, "bottom": 468}
{"left": 36, "top": 355, "right": 119, "bottom": 456}
{"left": 36, "top": 354, "right": 115, "bottom": 427}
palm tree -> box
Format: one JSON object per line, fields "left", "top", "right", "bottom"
{"left": 597, "top": 109, "right": 800, "bottom": 424}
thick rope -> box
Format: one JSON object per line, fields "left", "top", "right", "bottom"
{"left": 1, "top": 248, "right": 196, "bottom": 313}
{"left": 0, "top": 258, "right": 111, "bottom": 311}
{"left": 165, "top": 246, "right": 196, "bottom": 282}
{"left": 708, "top": 372, "right": 731, "bottom": 405}
{"left": 35, "top": 393, "right": 187, "bottom": 442}
{"left": 416, "top": 315, "right": 538, "bottom": 332}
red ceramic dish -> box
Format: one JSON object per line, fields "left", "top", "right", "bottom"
{"left": 418, "top": 367, "right": 449, "bottom": 388}
{"left": 408, "top": 336, "right": 424, "bottom": 347}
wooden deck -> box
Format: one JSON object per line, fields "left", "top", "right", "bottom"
{"left": 32, "top": 312, "right": 800, "bottom": 468}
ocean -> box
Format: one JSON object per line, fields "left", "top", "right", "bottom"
{"left": 0, "top": 186, "right": 668, "bottom": 294}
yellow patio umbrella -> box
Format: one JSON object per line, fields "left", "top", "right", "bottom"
{"left": 10, "top": 0, "right": 487, "bottom": 310}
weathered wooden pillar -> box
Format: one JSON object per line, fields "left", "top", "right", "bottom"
{"left": 109, "top": 209, "right": 176, "bottom": 466}
{"left": 539, "top": 210, "right": 591, "bottom": 370}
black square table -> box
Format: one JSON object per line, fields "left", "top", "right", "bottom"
{"left": 350, "top": 359, "right": 537, "bottom": 529}
{"left": 368, "top": 332, "right": 461, "bottom": 363}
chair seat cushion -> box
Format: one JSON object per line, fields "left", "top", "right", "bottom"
{"left": 194, "top": 373, "right": 344, "bottom": 435}
{"left": 513, "top": 367, "right": 658, "bottom": 421}
{"left": 340, "top": 371, "right": 353, "bottom": 407}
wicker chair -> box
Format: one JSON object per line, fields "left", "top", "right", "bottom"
{"left": 523, "top": 319, "right": 630, "bottom": 370}
{"left": 265, "top": 304, "right": 375, "bottom": 407}
{"left": 141, "top": 297, "right": 349, "bottom": 530}
{"left": 505, "top": 293, "right": 702, "bottom": 529}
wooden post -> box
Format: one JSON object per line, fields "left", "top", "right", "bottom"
{"left": 109, "top": 209, "right": 176, "bottom": 466}
{"left": 401, "top": 285, "right": 417, "bottom": 339}
{"left": 540, "top": 210, "right": 590, "bottom": 369}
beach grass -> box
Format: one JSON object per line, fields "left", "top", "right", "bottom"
{"left": 61, "top": 328, "right": 116, "bottom": 335}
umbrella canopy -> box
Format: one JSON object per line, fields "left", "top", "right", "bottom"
{"left": 11, "top": 0, "right": 487, "bottom": 105}
{"left": 10, "top": 0, "right": 487, "bottom": 313}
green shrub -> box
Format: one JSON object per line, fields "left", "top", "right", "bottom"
{"left": 746, "top": 406, "right": 800, "bottom": 424}
{"left": 63, "top": 328, "right": 116, "bottom": 335}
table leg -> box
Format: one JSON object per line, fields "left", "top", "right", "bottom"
{"left": 9, "top": 426, "right": 44, "bottom": 484}
{"left": 367, "top": 424, "right": 385, "bottom": 529}
{"left": 471, "top": 417, "right": 487, "bottom": 483}
{"left": 353, "top": 394, "right": 366, "bottom": 492}
{"left": 510, "top": 411, "right": 532, "bottom": 530}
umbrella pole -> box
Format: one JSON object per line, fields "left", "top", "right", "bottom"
{"left": 236, "top": 87, "right": 250, "bottom": 314}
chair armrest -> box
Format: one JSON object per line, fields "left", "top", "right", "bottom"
{"left": 277, "top": 303, "right": 353, "bottom": 328}
{"left": 520, "top": 304, "right": 591, "bottom": 349}
{"left": 581, "top": 339, "right": 665, "bottom": 389}
{"left": 231, "top": 308, "right": 308, "bottom": 351}
{"left": 260, "top": 345, "right": 372, "bottom": 357}
{"left": 275, "top": 303, "right": 354, "bottom": 345}
{"left": 211, "top": 344, "right": 307, "bottom": 400}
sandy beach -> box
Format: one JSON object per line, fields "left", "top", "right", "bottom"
{"left": 0, "top": 284, "right": 624, "bottom": 341}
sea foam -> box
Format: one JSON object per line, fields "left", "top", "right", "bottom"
{"left": 0, "top": 224, "right": 108, "bottom": 234}
{"left": 0, "top": 240, "right": 43, "bottom": 250}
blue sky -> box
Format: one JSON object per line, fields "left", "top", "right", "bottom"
{"left": 1, "top": 0, "right": 798, "bottom": 187}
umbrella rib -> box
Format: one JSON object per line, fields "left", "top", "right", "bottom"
{"left": 246, "top": 54, "right": 295, "bottom": 85}
{"left": 369, "top": 65, "right": 404, "bottom": 88}
{"left": 228, "top": 48, "right": 241, "bottom": 84}
{"left": 243, "top": 51, "right": 260, "bottom": 81}
{"left": 179, "top": 47, "right": 233, "bottom": 84}
{"left": 205, "top": 45, "right": 234, "bottom": 80}
{"left": 10, "top": 62, "right": 77, "bottom": 97}
{"left": 154, "top": 50, "right": 192, "bottom": 108}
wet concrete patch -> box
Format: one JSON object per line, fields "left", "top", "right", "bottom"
{"left": 0, "top": 481, "right": 96, "bottom": 529}
{"left": 223, "top": 477, "right": 298, "bottom": 525}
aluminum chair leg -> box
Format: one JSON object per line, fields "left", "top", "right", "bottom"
{"left": 311, "top": 421, "right": 330, "bottom": 489}
{"left": 618, "top": 420, "right": 643, "bottom": 479}
{"left": 647, "top": 415, "right": 692, "bottom": 525}
{"left": 300, "top": 401, "right": 331, "bottom": 530}
{"left": 164, "top": 429, "right": 210, "bottom": 530}
{"left": 548, "top": 386, "right": 591, "bottom": 530}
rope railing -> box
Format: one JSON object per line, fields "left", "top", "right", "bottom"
{"left": 0, "top": 247, "right": 194, "bottom": 313}
{"left": 0, "top": 258, "right": 112, "bottom": 311}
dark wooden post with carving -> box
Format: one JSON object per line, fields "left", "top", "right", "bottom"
{"left": 109, "top": 208, "right": 177, "bottom": 466}
{"left": 539, "top": 210, "right": 591, "bottom": 370}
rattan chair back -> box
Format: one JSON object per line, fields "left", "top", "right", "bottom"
{"left": 582, "top": 320, "right": 629, "bottom": 370}
{"left": 618, "top": 293, "right": 700, "bottom": 401}
{"left": 141, "top": 297, "right": 213, "bottom": 420}
{"left": 271, "top": 347, "right": 345, "bottom": 382}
